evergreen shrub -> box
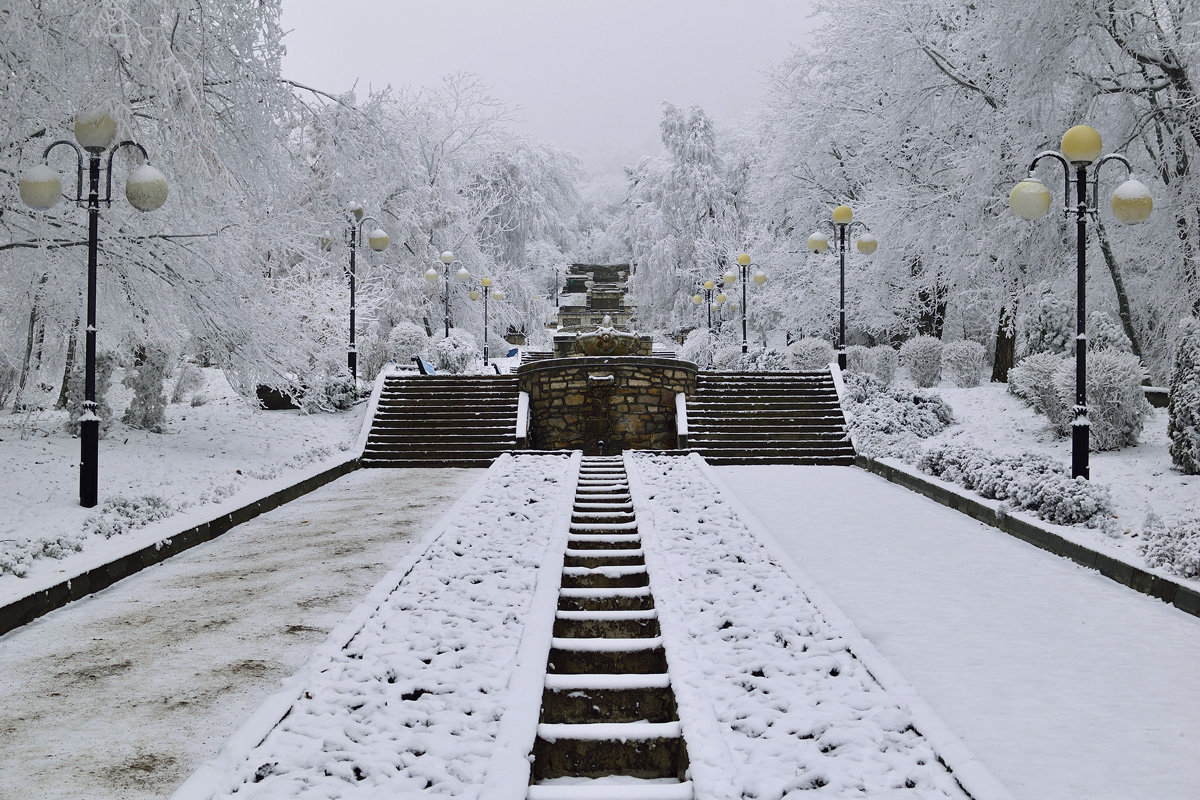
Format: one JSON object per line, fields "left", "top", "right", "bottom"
{"left": 899, "top": 335, "right": 943, "bottom": 387}
{"left": 790, "top": 338, "right": 835, "bottom": 371}
{"left": 943, "top": 340, "right": 987, "bottom": 387}
{"left": 1168, "top": 318, "right": 1200, "bottom": 474}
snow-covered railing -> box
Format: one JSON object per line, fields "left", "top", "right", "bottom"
{"left": 353, "top": 364, "right": 395, "bottom": 455}
{"left": 828, "top": 360, "right": 856, "bottom": 452}
{"left": 516, "top": 390, "right": 530, "bottom": 448}
{"left": 675, "top": 392, "right": 689, "bottom": 449}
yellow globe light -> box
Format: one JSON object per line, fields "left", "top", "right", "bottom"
{"left": 1008, "top": 177, "right": 1052, "bottom": 220}
{"left": 703, "top": 279, "right": 715, "bottom": 291}
{"left": 1061, "top": 125, "right": 1102, "bottom": 165}
{"left": 752, "top": 270, "right": 767, "bottom": 284}
{"left": 440, "top": 250, "right": 455, "bottom": 264}
{"left": 737, "top": 253, "right": 751, "bottom": 266}
{"left": 123, "top": 164, "right": 168, "bottom": 212}
{"left": 715, "top": 292, "right": 727, "bottom": 304}
{"left": 722, "top": 270, "right": 737, "bottom": 284}
{"left": 367, "top": 228, "right": 389, "bottom": 251}
{"left": 481, "top": 276, "right": 492, "bottom": 287}
{"left": 469, "top": 289, "right": 480, "bottom": 301}
{"left": 455, "top": 266, "right": 471, "bottom": 282}
{"left": 1110, "top": 178, "right": 1153, "bottom": 225}
{"left": 832, "top": 205, "right": 853, "bottom": 225}
{"left": 424, "top": 267, "right": 439, "bottom": 282}
{"left": 74, "top": 109, "right": 117, "bottom": 150}
{"left": 492, "top": 290, "right": 504, "bottom": 300}
{"left": 348, "top": 202, "right": 365, "bottom": 221}
{"left": 856, "top": 233, "right": 878, "bottom": 255}
{"left": 692, "top": 293, "right": 704, "bottom": 305}
{"left": 807, "top": 232, "right": 830, "bottom": 253}
{"left": 710, "top": 303, "right": 720, "bottom": 311}
{"left": 19, "top": 164, "right": 63, "bottom": 211}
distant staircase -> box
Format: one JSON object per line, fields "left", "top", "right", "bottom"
{"left": 686, "top": 371, "right": 855, "bottom": 465}
{"left": 521, "top": 350, "right": 556, "bottom": 366}
{"left": 362, "top": 375, "right": 518, "bottom": 468}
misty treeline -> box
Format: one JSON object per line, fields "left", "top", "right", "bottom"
{"left": 620, "top": 0, "right": 1200, "bottom": 382}
{"left": 4, "top": 1, "right": 1199, "bottom": 419}
{"left": 1, "top": 1, "right": 580, "bottom": 413}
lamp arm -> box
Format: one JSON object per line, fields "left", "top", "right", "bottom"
{"left": 105, "top": 141, "right": 150, "bottom": 206}
{"left": 1028, "top": 150, "right": 1072, "bottom": 215}
{"left": 812, "top": 220, "right": 837, "bottom": 236}
{"left": 848, "top": 221, "right": 871, "bottom": 236}
{"left": 42, "top": 139, "right": 84, "bottom": 201}
{"left": 352, "top": 214, "right": 380, "bottom": 245}
{"left": 1090, "top": 154, "right": 1133, "bottom": 211}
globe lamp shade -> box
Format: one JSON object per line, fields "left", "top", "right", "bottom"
{"left": 692, "top": 294, "right": 704, "bottom": 305}
{"left": 125, "top": 164, "right": 168, "bottom": 212}
{"left": 807, "top": 232, "right": 830, "bottom": 253}
{"left": 425, "top": 267, "right": 439, "bottom": 282}
{"left": 469, "top": 290, "right": 480, "bottom": 301}
{"left": 752, "top": 270, "right": 767, "bottom": 284}
{"left": 1110, "top": 178, "right": 1153, "bottom": 225}
{"left": 74, "top": 109, "right": 117, "bottom": 150}
{"left": 19, "top": 164, "right": 63, "bottom": 211}
{"left": 1060, "top": 125, "right": 1102, "bottom": 165}
{"left": 737, "top": 253, "right": 751, "bottom": 267}
{"left": 856, "top": 233, "right": 878, "bottom": 255}
{"left": 722, "top": 270, "right": 737, "bottom": 285}
{"left": 1009, "top": 177, "right": 1052, "bottom": 220}
{"left": 832, "top": 205, "right": 853, "bottom": 225}
{"left": 440, "top": 250, "right": 455, "bottom": 265}
{"left": 367, "top": 228, "right": 389, "bottom": 251}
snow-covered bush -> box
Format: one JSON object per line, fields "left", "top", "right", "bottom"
{"left": 83, "top": 494, "right": 175, "bottom": 539}
{"left": 356, "top": 323, "right": 389, "bottom": 380}
{"left": 844, "top": 375, "right": 954, "bottom": 460}
{"left": 0, "top": 532, "right": 87, "bottom": 577}
{"left": 845, "top": 345, "right": 872, "bottom": 374}
{"left": 300, "top": 371, "right": 358, "bottom": 413}
{"left": 790, "top": 337, "right": 834, "bottom": 371}
{"left": 1141, "top": 512, "right": 1200, "bottom": 579}
{"left": 942, "top": 340, "right": 987, "bottom": 387}
{"left": 868, "top": 346, "right": 898, "bottom": 385}
{"left": 899, "top": 335, "right": 943, "bottom": 388}
{"left": 123, "top": 348, "right": 172, "bottom": 432}
{"left": 679, "top": 328, "right": 712, "bottom": 365}
{"left": 712, "top": 345, "right": 743, "bottom": 370}
{"left": 1061, "top": 349, "right": 1150, "bottom": 450}
{"left": 171, "top": 363, "right": 204, "bottom": 403}
{"left": 919, "top": 444, "right": 1111, "bottom": 525}
{"left": 1089, "top": 311, "right": 1131, "bottom": 353}
{"left": 431, "top": 328, "right": 479, "bottom": 373}
{"left": 1168, "top": 318, "right": 1200, "bottom": 474}
{"left": 388, "top": 321, "right": 430, "bottom": 365}
{"left": 1008, "top": 352, "right": 1072, "bottom": 432}
{"left": 65, "top": 352, "right": 116, "bottom": 437}
{"left": 1020, "top": 286, "right": 1072, "bottom": 356}
{"left": 729, "top": 346, "right": 793, "bottom": 372}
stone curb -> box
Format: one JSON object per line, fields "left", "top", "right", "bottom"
{"left": 0, "top": 457, "right": 361, "bottom": 638}
{"left": 856, "top": 455, "right": 1200, "bottom": 620}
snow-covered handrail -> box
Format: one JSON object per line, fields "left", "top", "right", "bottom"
{"left": 675, "top": 391, "right": 689, "bottom": 448}
{"left": 516, "top": 391, "right": 530, "bottom": 447}
{"left": 828, "top": 361, "right": 856, "bottom": 452}
{"left": 354, "top": 365, "right": 393, "bottom": 455}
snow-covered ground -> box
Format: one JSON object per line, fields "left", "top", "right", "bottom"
{"left": 717, "top": 464, "right": 1200, "bottom": 800}
{"left": 0, "top": 367, "right": 365, "bottom": 599}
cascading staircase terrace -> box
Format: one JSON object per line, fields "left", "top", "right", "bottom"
{"left": 527, "top": 455, "right": 693, "bottom": 800}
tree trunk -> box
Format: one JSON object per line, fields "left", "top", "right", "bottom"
{"left": 991, "top": 305, "right": 1015, "bottom": 383}
{"left": 1094, "top": 220, "right": 1145, "bottom": 360}
{"left": 11, "top": 304, "right": 38, "bottom": 414}
{"left": 56, "top": 322, "right": 79, "bottom": 409}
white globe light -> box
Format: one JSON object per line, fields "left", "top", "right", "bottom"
{"left": 424, "top": 267, "right": 439, "bottom": 282}
{"left": 19, "top": 164, "right": 63, "bottom": 211}
{"left": 367, "top": 228, "right": 389, "bottom": 251}
{"left": 492, "top": 290, "right": 504, "bottom": 300}
{"left": 1110, "top": 178, "right": 1153, "bottom": 225}
{"left": 469, "top": 289, "right": 480, "bottom": 301}
{"left": 692, "top": 294, "right": 704, "bottom": 305}
{"left": 856, "top": 233, "right": 878, "bottom": 255}
{"left": 440, "top": 250, "right": 455, "bottom": 264}
{"left": 1009, "top": 177, "right": 1052, "bottom": 220}
{"left": 722, "top": 270, "right": 737, "bottom": 285}
{"left": 455, "top": 265, "right": 471, "bottom": 282}
{"left": 752, "top": 270, "right": 767, "bottom": 284}
{"left": 125, "top": 164, "right": 168, "bottom": 212}
{"left": 74, "top": 109, "right": 117, "bottom": 150}
{"left": 807, "top": 232, "right": 830, "bottom": 253}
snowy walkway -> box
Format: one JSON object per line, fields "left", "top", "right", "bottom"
{"left": 0, "top": 468, "right": 481, "bottom": 800}
{"left": 717, "top": 465, "right": 1200, "bottom": 800}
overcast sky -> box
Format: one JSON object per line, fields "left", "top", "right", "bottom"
{"left": 280, "top": 0, "right": 817, "bottom": 177}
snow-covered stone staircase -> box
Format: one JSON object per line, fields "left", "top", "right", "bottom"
{"left": 528, "top": 455, "right": 693, "bottom": 800}
{"left": 362, "top": 375, "right": 518, "bottom": 468}
{"left": 687, "top": 370, "right": 855, "bottom": 465}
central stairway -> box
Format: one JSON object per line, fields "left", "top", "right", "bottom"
{"left": 686, "top": 370, "right": 855, "bottom": 466}
{"left": 362, "top": 374, "right": 518, "bottom": 468}
{"left": 528, "top": 456, "right": 692, "bottom": 800}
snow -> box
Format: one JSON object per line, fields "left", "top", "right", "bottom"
{"left": 717, "top": 464, "right": 1200, "bottom": 800}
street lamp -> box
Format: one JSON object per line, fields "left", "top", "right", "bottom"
{"left": 691, "top": 278, "right": 729, "bottom": 367}
{"left": 426, "top": 250, "right": 472, "bottom": 337}
{"left": 343, "top": 203, "right": 388, "bottom": 385}
{"left": 1009, "top": 124, "right": 1152, "bottom": 479}
{"left": 465, "top": 275, "right": 504, "bottom": 365}
{"left": 720, "top": 254, "right": 767, "bottom": 353}
{"left": 808, "top": 206, "right": 877, "bottom": 369}
{"left": 19, "top": 109, "right": 168, "bottom": 508}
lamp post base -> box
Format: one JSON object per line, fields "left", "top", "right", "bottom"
{"left": 837, "top": 350, "right": 847, "bottom": 370}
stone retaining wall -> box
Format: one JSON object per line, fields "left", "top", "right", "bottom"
{"left": 518, "top": 357, "right": 697, "bottom": 454}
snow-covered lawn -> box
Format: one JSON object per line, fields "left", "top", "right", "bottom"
{"left": 868, "top": 379, "right": 1197, "bottom": 584}
{"left": 0, "top": 367, "right": 365, "bottom": 601}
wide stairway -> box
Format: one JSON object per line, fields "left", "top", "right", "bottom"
{"left": 362, "top": 375, "right": 518, "bottom": 468}
{"left": 528, "top": 456, "right": 692, "bottom": 800}
{"left": 686, "top": 371, "right": 855, "bottom": 466}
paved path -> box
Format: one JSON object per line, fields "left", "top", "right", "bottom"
{"left": 0, "top": 468, "right": 481, "bottom": 800}
{"left": 718, "top": 465, "right": 1200, "bottom": 800}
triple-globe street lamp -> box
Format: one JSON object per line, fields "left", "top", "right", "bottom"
{"left": 426, "top": 250, "right": 472, "bottom": 337}
{"left": 808, "top": 206, "right": 878, "bottom": 369}
{"left": 19, "top": 109, "right": 169, "bottom": 508}
{"left": 720, "top": 253, "right": 767, "bottom": 353}
{"left": 343, "top": 203, "right": 389, "bottom": 385}
{"left": 463, "top": 274, "right": 505, "bottom": 366}
{"left": 1008, "top": 124, "right": 1153, "bottom": 479}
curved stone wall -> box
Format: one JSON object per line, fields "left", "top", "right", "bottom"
{"left": 517, "top": 356, "right": 698, "bottom": 455}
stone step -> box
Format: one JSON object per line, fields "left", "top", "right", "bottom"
{"left": 700, "top": 454, "right": 856, "bottom": 466}
{"left": 552, "top": 611, "right": 660, "bottom": 639}
{"left": 361, "top": 457, "right": 498, "bottom": 468}
{"left": 560, "top": 566, "right": 649, "bottom": 590}
{"left": 566, "top": 535, "right": 642, "bottom": 551}
{"left": 558, "top": 588, "right": 654, "bottom": 612}
{"left": 527, "top": 778, "right": 694, "bottom": 800}
{"left": 547, "top": 637, "right": 668, "bottom": 674}
{"left": 531, "top": 722, "right": 687, "bottom": 781}
{"left": 362, "top": 441, "right": 514, "bottom": 454}
{"left": 563, "top": 549, "right": 644, "bottom": 569}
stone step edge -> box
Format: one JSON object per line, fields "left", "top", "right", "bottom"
{"left": 527, "top": 779, "right": 694, "bottom": 800}
{"left": 544, "top": 672, "right": 671, "bottom": 690}
{"left": 565, "top": 548, "right": 644, "bottom": 559}
{"left": 555, "top": 609, "right": 658, "bottom": 621}
{"left": 550, "top": 636, "right": 662, "bottom": 652}
{"left": 559, "top": 580, "right": 650, "bottom": 591}
{"left": 536, "top": 721, "right": 682, "bottom": 742}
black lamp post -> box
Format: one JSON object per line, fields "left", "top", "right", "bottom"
{"left": 722, "top": 253, "right": 767, "bottom": 353}
{"left": 343, "top": 204, "right": 388, "bottom": 384}
{"left": 691, "top": 278, "right": 729, "bottom": 366}
{"left": 426, "top": 250, "right": 471, "bottom": 337}
{"left": 19, "top": 109, "right": 168, "bottom": 508}
{"left": 1009, "top": 125, "right": 1153, "bottom": 479}
{"left": 808, "top": 207, "right": 877, "bottom": 369}
{"left": 466, "top": 276, "right": 504, "bottom": 365}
